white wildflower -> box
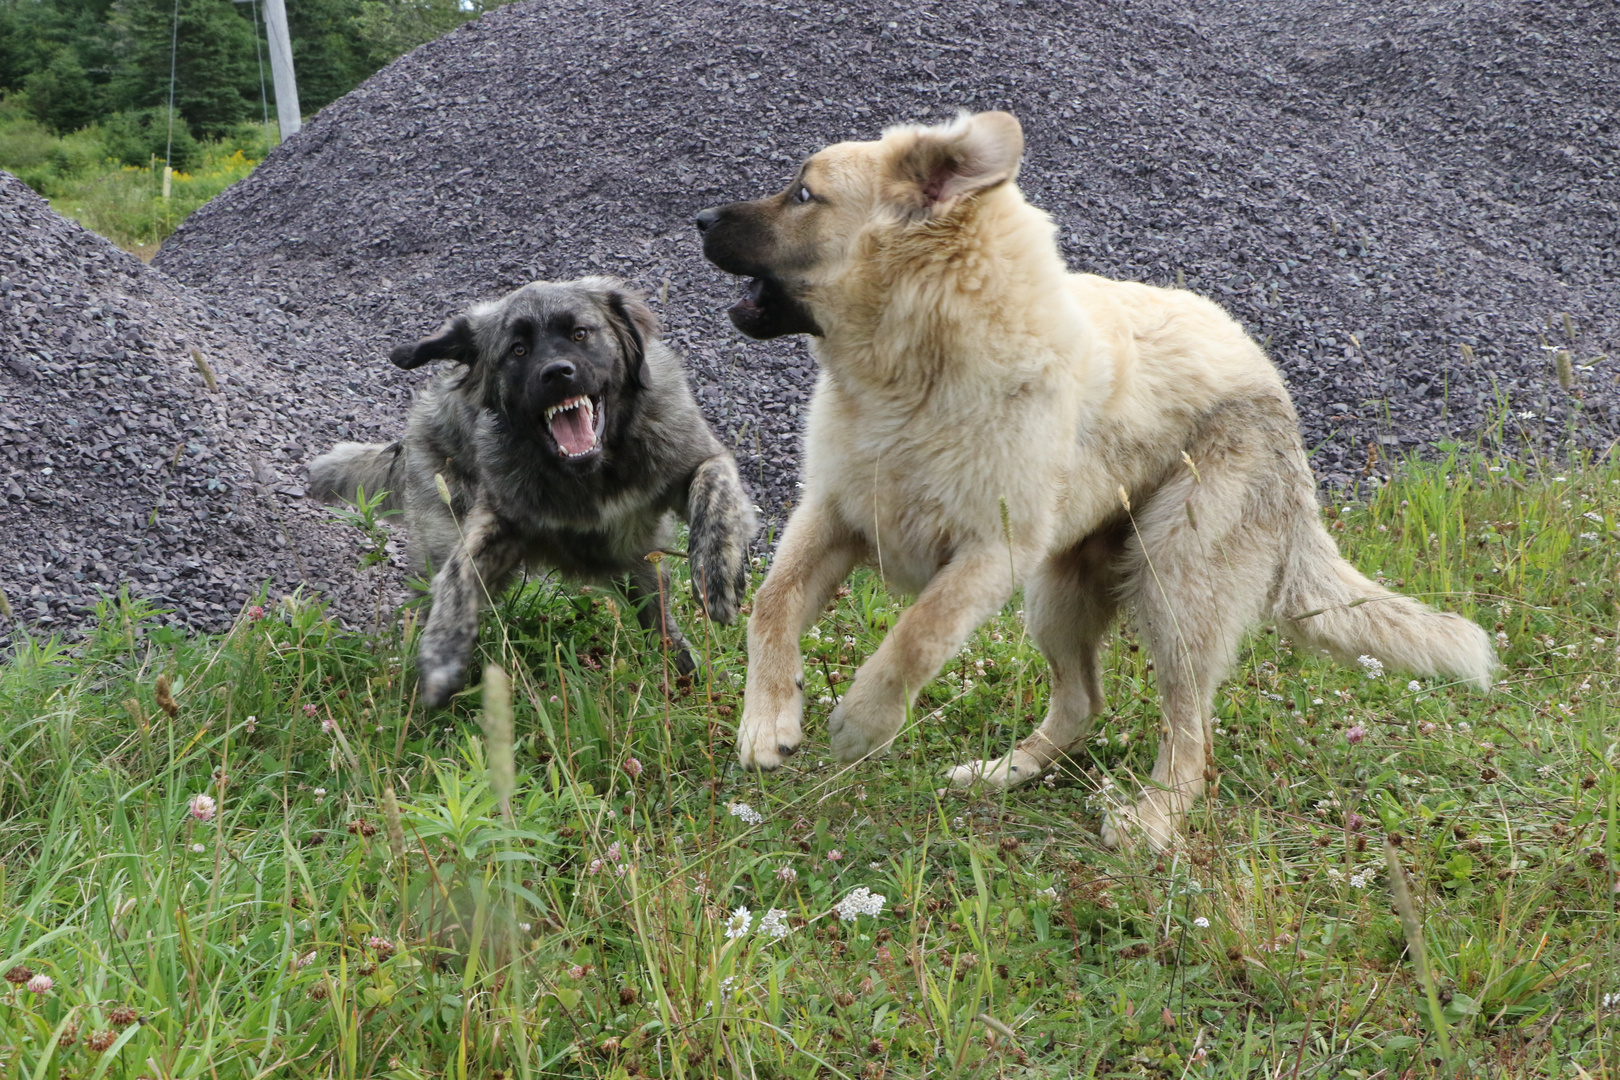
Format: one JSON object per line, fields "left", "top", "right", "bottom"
{"left": 1193, "top": 916, "right": 1210, "bottom": 929}
{"left": 190, "top": 843, "right": 206, "bottom": 853}
{"left": 758, "top": 908, "right": 791, "bottom": 939}
{"left": 1407, "top": 680, "right": 1421, "bottom": 693}
{"left": 775, "top": 863, "right": 798, "bottom": 883}
{"left": 296, "top": 950, "right": 317, "bottom": 968}
{"left": 1495, "top": 631, "right": 1510, "bottom": 650}
{"left": 189, "top": 793, "right": 216, "bottom": 822}
{"left": 1349, "top": 873, "right": 1368, "bottom": 889}
{"left": 1037, "top": 886, "right": 1058, "bottom": 900}
{"left": 728, "top": 801, "right": 764, "bottom": 825}
{"left": 724, "top": 906, "right": 752, "bottom": 939}
{"left": 835, "top": 886, "right": 887, "bottom": 921}
{"left": 1357, "top": 654, "right": 1384, "bottom": 679}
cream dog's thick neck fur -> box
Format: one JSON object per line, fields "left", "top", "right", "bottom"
{"left": 730, "top": 112, "right": 1494, "bottom": 850}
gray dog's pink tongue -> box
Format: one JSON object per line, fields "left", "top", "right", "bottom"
{"left": 550, "top": 407, "right": 595, "bottom": 456}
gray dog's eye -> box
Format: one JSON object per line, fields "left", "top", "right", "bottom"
{"left": 796, "top": 185, "right": 813, "bottom": 204}
{"left": 511, "top": 343, "right": 527, "bottom": 356}
{"left": 571, "top": 327, "right": 589, "bottom": 342}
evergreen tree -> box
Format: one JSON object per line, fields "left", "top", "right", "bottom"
{"left": 24, "top": 47, "right": 100, "bottom": 131}
{"left": 281, "top": 0, "right": 379, "bottom": 113}
{"left": 353, "top": 0, "right": 500, "bottom": 70}
{"left": 109, "top": 0, "right": 258, "bottom": 138}
{"left": 1, "top": 0, "right": 121, "bottom": 94}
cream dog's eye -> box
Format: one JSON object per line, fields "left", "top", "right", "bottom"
{"left": 796, "top": 185, "right": 813, "bottom": 204}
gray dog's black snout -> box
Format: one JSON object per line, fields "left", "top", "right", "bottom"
{"left": 540, "top": 359, "right": 577, "bottom": 384}
{"left": 695, "top": 206, "right": 721, "bottom": 234}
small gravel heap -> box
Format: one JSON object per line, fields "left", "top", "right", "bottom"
{"left": 1, "top": 172, "right": 390, "bottom": 633}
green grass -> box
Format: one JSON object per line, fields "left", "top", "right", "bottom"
{"left": 0, "top": 101, "right": 270, "bottom": 257}
{"left": 2, "top": 448, "right": 1617, "bottom": 1078}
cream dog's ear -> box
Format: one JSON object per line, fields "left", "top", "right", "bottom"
{"left": 886, "top": 111, "right": 1024, "bottom": 216}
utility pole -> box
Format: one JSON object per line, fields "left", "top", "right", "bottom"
{"left": 261, "top": 0, "right": 301, "bottom": 142}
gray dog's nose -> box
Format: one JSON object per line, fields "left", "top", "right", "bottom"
{"left": 541, "top": 360, "right": 576, "bottom": 383}
{"left": 695, "top": 207, "right": 721, "bottom": 233}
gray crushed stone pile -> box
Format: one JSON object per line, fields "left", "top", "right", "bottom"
{"left": 1, "top": 173, "right": 389, "bottom": 633}
{"left": 6, "top": 0, "right": 1618, "bottom": 635}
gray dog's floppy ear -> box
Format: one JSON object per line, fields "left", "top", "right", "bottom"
{"left": 887, "top": 110, "right": 1024, "bottom": 216}
{"left": 602, "top": 286, "right": 660, "bottom": 387}
{"left": 390, "top": 314, "right": 476, "bottom": 369}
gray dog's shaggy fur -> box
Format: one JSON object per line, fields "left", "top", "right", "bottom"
{"left": 309, "top": 277, "right": 756, "bottom": 706}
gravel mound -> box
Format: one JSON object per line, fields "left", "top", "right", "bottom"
{"left": 9, "top": 0, "right": 1617, "bottom": 634}
{"left": 156, "top": 0, "right": 1617, "bottom": 515}
{"left": 1, "top": 172, "right": 389, "bottom": 634}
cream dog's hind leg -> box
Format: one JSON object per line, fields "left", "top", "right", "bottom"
{"left": 946, "top": 530, "right": 1122, "bottom": 788}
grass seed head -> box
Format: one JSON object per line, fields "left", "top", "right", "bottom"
{"left": 1555, "top": 349, "right": 1576, "bottom": 391}
{"left": 381, "top": 785, "right": 406, "bottom": 861}
{"left": 154, "top": 674, "right": 178, "bottom": 717}
{"left": 478, "top": 664, "right": 516, "bottom": 812}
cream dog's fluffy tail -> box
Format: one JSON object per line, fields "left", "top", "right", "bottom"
{"left": 1275, "top": 520, "right": 1496, "bottom": 690}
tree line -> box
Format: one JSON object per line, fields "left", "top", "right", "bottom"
{"left": 0, "top": 0, "right": 501, "bottom": 163}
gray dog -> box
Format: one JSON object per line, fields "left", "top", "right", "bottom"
{"left": 309, "top": 277, "right": 757, "bottom": 707}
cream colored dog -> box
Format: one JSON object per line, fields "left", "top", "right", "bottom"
{"left": 696, "top": 111, "right": 1495, "bottom": 849}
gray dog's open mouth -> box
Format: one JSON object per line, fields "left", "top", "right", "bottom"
{"left": 544, "top": 394, "right": 603, "bottom": 458}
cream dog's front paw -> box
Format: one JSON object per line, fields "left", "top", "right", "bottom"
{"left": 736, "top": 679, "right": 804, "bottom": 770}
{"left": 826, "top": 672, "right": 906, "bottom": 763}
{"left": 1099, "top": 797, "right": 1178, "bottom": 852}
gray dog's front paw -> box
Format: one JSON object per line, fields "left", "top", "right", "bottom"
{"left": 687, "top": 454, "right": 758, "bottom": 625}
{"left": 419, "top": 663, "right": 464, "bottom": 709}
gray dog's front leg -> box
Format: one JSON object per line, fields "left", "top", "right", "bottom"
{"left": 417, "top": 506, "right": 524, "bottom": 707}
{"left": 623, "top": 560, "right": 697, "bottom": 676}
{"left": 685, "top": 453, "right": 758, "bottom": 623}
